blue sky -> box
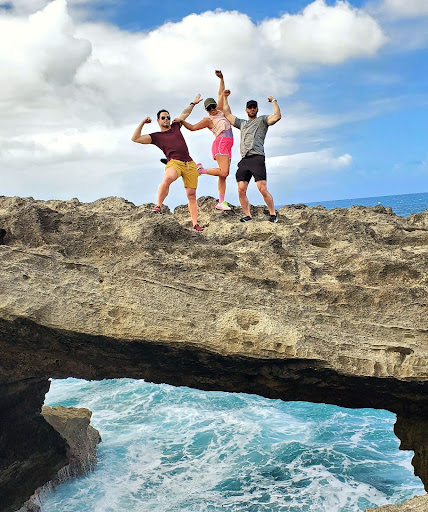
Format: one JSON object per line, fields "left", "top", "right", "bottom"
{"left": 94, "top": 0, "right": 339, "bottom": 30}
{"left": 0, "top": 0, "right": 427, "bottom": 207}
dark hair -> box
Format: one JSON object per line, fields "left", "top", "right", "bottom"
{"left": 157, "top": 109, "right": 170, "bottom": 119}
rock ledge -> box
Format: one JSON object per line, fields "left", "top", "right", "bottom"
{"left": 0, "top": 196, "right": 427, "bottom": 511}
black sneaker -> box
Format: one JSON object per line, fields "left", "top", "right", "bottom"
{"left": 240, "top": 216, "right": 252, "bottom": 223}
{"left": 160, "top": 158, "right": 167, "bottom": 165}
{"left": 269, "top": 213, "right": 278, "bottom": 223}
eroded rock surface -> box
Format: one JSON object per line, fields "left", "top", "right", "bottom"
{"left": 0, "top": 196, "right": 427, "bottom": 511}
{"left": 0, "top": 378, "right": 67, "bottom": 512}
{"left": 17, "top": 406, "right": 101, "bottom": 512}
{"left": 365, "top": 494, "right": 428, "bottom": 511}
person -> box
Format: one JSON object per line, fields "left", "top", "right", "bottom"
{"left": 131, "top": 95, "right": 205, "bottom": 232}
{"left": 222, "top": 90, "right": 281, "bottom": 223}
{"left": 177, "top": 71, "right": 233, "bottom": 211}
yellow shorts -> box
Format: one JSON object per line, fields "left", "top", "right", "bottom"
{"left": 165, "top": 159, "right": 199, "bottom": 189}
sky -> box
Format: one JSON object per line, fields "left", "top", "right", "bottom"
{"left": 0, "top": 0, "right": 427, "bottom": 208}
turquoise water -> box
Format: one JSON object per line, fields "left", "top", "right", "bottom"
{"left": 41, "top": 192, "right": 427, "bottom": 512}
{"left": 44, "top": 379, "right": 424, "bottom": 512}
{"left": 304, "top": 191, "right": 428, "bottom": 217}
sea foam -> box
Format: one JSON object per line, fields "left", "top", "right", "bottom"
{"left": 42, "top": 378, "right": 424, "bottom": 512}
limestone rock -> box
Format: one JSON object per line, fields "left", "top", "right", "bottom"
{"left": 365, "top": 494, "right": 428, "bottom": 511}
{"left": 42, "top": 405, "right": 101, "bottom": 477}
{"left": 0, "top": 379, "right": 67, "bottom": 512}
{"left": 17, "top": 406, "right": 101, "bottom": 512}
{"left": 0, "top": 196, "right": 427, "bottom": 511}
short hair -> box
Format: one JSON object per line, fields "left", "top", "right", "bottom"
{"left": 157, "top": 109, "right": 170, "bottom": 119}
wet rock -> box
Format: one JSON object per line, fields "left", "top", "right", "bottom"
{"left": 17, "top": 406, "right": 101, "bottom": 512}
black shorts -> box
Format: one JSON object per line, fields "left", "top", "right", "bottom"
{"left": 236, "top": 154, "right": 266, "bottom": 182}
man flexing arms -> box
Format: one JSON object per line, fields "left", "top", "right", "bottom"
{"left": 132, "top": 95, "right": 204, "bottom": 231}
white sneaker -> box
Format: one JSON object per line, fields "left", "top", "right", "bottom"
{"left": 216, "top": 201, "right": 231, "bottom": 211}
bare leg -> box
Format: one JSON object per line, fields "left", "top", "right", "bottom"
{"left": 214, "top": 154, "right": 230, "bottom": 202}
{"left": 185, "top": 187, "right": 198, "bottom": 226}
{"left": 256, "top": 180, "right": 275, "bottom": 214}
{"left": 203, "top": 165, "right": 229, "bottom": 178}
{"left": 237, "top": 181, "right": 251, "bottom": 217}
{"left": 157, "top": 167, "right": 179, "bottom": 206}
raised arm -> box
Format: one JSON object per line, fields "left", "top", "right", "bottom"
{"left": 222, "top": 89, "right": 236, "bottom": 126}
{"left": 215, "top": 70, "right": 225, "bottom": 111}
{"left": 131, "top": 117, "right": 152, "bottom": 144}
{"left": 267, "top": 96, "right": 281, "bottom": 126}
{"left": 179, "top": 118, "right": 212, "bottom": 131}
{"left": 177, "top": 93, "right": 203, "bottom": 121}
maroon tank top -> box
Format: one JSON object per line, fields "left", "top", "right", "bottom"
{"left": 150, "top": 122, "right": 192, "bottom": 162}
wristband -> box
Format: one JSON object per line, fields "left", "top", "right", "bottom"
{"left": 272, "top": 99, "right": 277, "bottom": 102}
{"left": 190, "top": 102, "right": 195, "bottom": 106}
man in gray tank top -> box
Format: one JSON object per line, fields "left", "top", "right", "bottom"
{"left": 222, "top": 90, "right": 281, "bottom": 223}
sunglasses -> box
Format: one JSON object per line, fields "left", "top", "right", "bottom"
{"left": 206, "top": 105, "right": 216, "bottom": 111}
{"left": 161, "top": 116, "right": 171, "bottom": 120}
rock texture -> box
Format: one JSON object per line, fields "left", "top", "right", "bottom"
{"left": 0, "top": 195, "right": 427, "bottom": 511}
{"left": 365, "top": 494, "right": 428, "bottom": 511}
{"left": 41, "top": 406, "right": 101, "bottom": 478}
{"left": 17, "top": 406, "right": 101, "bottom": 512}
{"left": 0, "top": 379, "right": 67, "bottom": 512}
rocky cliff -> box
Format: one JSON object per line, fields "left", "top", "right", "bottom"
{"left": 17, "top": 406, "right": 101, "bottom": 512}
{"left": 0, "top": 195, "right": 427, "bottom": 511}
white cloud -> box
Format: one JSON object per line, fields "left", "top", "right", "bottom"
{"left": 0, "top": 0, "right": 91, "bottom": 102}
{"left": 377, "top": 0, "right": 428, "bottom": 19}
{"left": 0, "top": 0, "right": 384, "bottom": 206}
{"left": 4, "top": 0, "right": 50, "bottom": 14}
{"left": 261, "top": 0, "right": 387, "bottom": 64}
{"left": 267, "top": 149, "right": 352, "bottom": 177}
{"left": 0, "top": 0, "right": 387, "bottom": 118}
{"left": 365, "top": 0, "right": 428, "bottom": 50}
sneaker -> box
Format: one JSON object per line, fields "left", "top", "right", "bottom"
{"left": 216, "top": 201, "right": 231, "bottom": 211}
{"left": 160, "top": 158, "right": 167, "bottom": 165}
{"left": 193, "top": 223, "right": 204, "bottom": 232}
{"left": 269, "top": 212, "right": 278, "bottom": 223}
{"left": 196, "top": 163, "right": 206, "bottom": 175}
{"left": 240, "top": 216, "right": 252, "bottom": 223}
{"left": 152, "top": 205, "right": 161, "bottom": 213}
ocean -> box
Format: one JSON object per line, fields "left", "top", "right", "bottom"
{"left": 304, "top": 191, "right": 428, "bottom": 217}
{"left": 42, "top": 192, "right": 428, "bottom": 512}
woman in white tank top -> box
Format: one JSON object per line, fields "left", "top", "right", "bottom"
{"left": 179, "top": 71, "right": 234, "bottom": 211}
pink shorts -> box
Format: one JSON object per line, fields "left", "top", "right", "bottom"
{"left": 212, "top": 135, "right": 233, "bottom": 161}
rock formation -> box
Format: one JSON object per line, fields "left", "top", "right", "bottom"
{"left": 365, "top": 494, "right": 428, "bottom": 511}
{"left": 0, "top": 195, "right": 427, "bottom": 511}
{"left": 17, "top": 406, "right": 101, "bottom": 512}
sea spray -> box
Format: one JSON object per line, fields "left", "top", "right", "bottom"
{"left": 42, "top": 378, "right": 425, "bottom": 512}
